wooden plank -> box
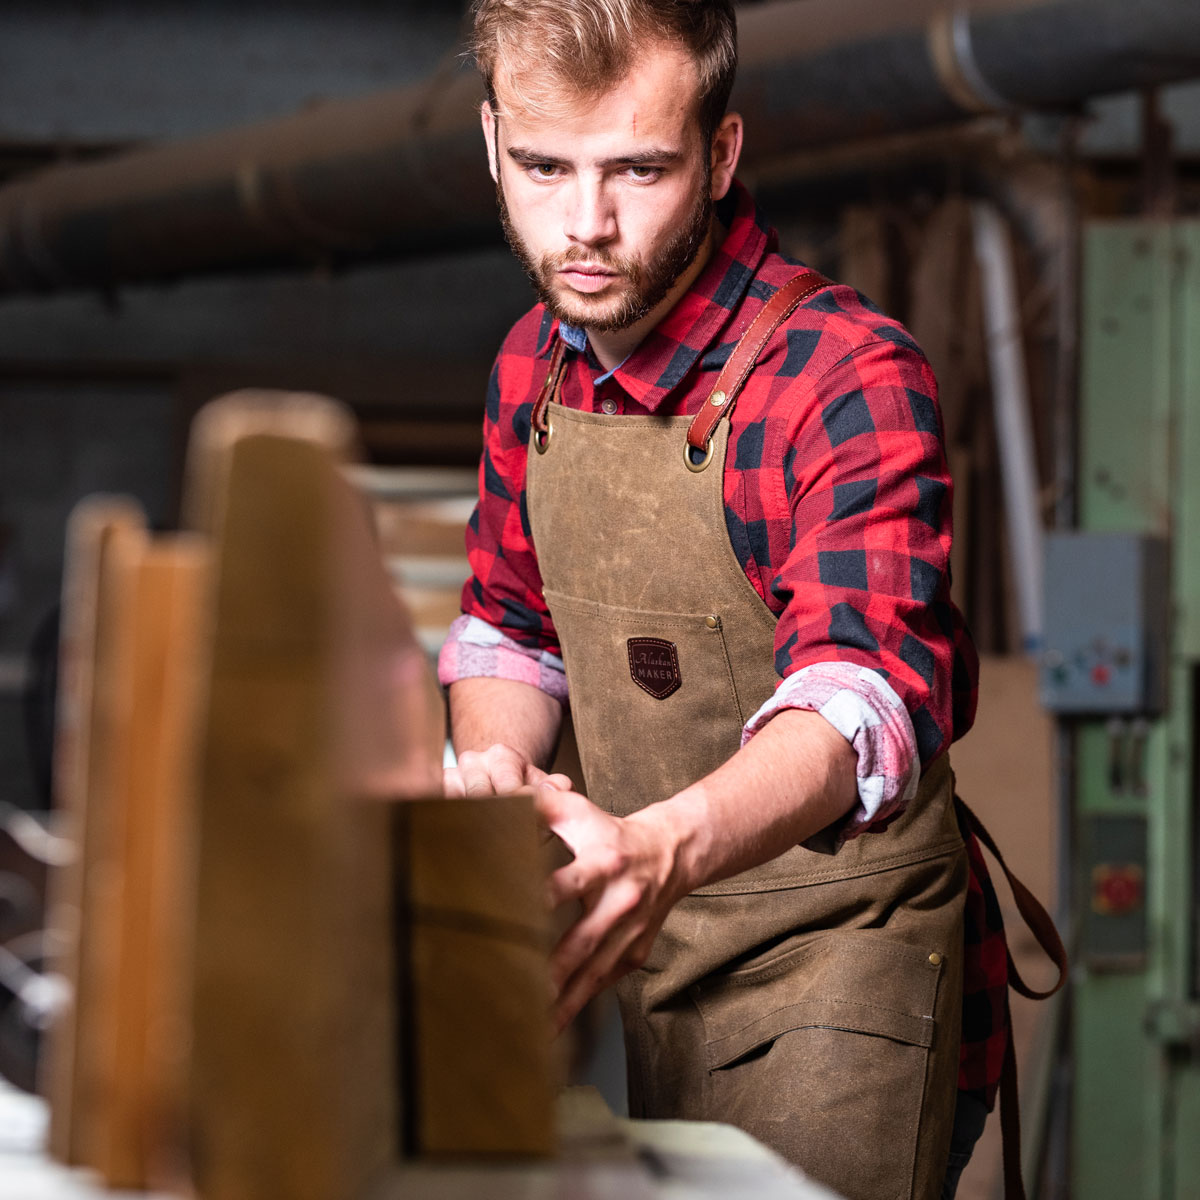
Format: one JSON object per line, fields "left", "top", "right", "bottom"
{"left": 181, "top": 390, "right": 451, "bottom": 1197}
{"left": 100, "top": 540, "right": 208, "bottom": 1190}
{"left": 43, "top": 500, "right": 146, "bottom": 1170}
{"left": 399, "top": 796, "right": 561, "bottom": 1158}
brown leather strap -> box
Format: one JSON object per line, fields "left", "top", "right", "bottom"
{"left": 531, "top": 337, "right": 569, "bottom": 436}
{"left": 955, "top": 797, "right": 1068, "bottom": 1200}
{"left": 999, "top": 997, "right": 1026, "bottom": 1200}
{"left": 956, "top": 797, "right": 1068, "bottom": 1001}
{"left": 685, "top": 269, "right": 830, "bottom": 453}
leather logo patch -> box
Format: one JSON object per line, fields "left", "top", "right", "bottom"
{"left": 627, "top": 638, "right": 681, "bottom": 700}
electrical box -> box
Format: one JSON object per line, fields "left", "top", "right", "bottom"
{"left": 1040, "top": 531, "right": 1168, "bottom": 714}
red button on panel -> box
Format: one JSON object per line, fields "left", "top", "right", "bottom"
{"left": 1091, "top": 663, "right": 1111, "bottom": 686}
{"left": 1091, "top": 864, "right": 1144, "bottom": 915}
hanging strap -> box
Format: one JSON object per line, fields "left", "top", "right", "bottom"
{"left": 955, "top": 797, "right": 1068, "bottom": 1200}
{"left": 685, "top": 269, "right": 830, "bottom": 454}
{"left": 956, "top": 798, "right": 1068, "bottom": 1001}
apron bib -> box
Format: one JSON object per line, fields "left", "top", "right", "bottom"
{"left": 526, "top": 298, "right": 967, "bottom": 1200}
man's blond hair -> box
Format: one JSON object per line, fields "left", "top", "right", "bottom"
{"left": 471, "top": 0, "right": 737, "bottom": 142}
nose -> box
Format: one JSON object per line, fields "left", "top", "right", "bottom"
{"left": 563, "top": 177, "right": 616, "bottom": 248}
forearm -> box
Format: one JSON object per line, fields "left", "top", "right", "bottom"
{"left": 448, "top": 676, "right": 564, "bottom": 771}
{"left": 632, "top": 708, "right": 859, "bottom": 895}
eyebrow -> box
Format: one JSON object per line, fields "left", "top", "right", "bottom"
{"left": 506, "top": 146, "right": 683, "bottom": 168}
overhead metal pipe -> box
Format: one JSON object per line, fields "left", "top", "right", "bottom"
{"left": 2, "top": 0, "right": 1200, "bottom": 295}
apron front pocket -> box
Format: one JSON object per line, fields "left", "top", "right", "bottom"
{"left": 691, "top": 931, "right": 956, "bottom": 1200}
{"left": 542, "top": 588, "right": 747, "bottom": 816}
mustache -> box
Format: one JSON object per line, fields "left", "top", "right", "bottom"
{"left": 543, "top": 245, "right": 641, "bottom": 279}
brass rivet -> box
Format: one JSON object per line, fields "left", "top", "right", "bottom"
{"left": 705, "top": 615, "right": 719, "bottom": 630}
{"left": 709, "top": 389, "right": 727, "bottom": 407}
{"left": 928, "top": 952, "right": 942, "bottom": 967}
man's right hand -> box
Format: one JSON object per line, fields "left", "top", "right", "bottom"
{"left": 443, "top": 742, "right": 572, "bottom": 798}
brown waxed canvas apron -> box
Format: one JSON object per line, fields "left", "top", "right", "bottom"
{"left": 525, "top": 286, "right": 968, "bottom": 1200}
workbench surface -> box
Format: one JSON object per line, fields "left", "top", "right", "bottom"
{"left": 1, "top": 1080, "right": 843, "bottom": 1199}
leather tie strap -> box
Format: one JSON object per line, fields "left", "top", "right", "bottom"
{"left": 956, "top": 798, "right": 1068, "bottom": 1002}
{"left": 955, "top": 796, "right": 1069, "bottom": 1200}
{"left": 686, "top": 269, "right": 831, "bottom": 454}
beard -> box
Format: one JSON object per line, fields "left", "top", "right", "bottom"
{"left": 497, "top": 180, "right": 713, "bottom": 333}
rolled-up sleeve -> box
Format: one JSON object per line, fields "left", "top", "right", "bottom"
{"left": 761, "top": 335, "right": 977, "bottom": 813}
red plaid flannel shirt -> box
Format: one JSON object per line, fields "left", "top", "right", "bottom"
{"left": 448, "top": 181, "right": 1008, "bottom": 1107}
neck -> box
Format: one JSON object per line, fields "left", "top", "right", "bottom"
{"left": 586, "top": 224, "right": 717, "bottom": 373}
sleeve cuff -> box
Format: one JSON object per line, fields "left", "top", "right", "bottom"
{"left": 742, "top": 662, "right": 920, "bottom": 846}
{"left": 437, "top": 614, "right": 570, "bottom": 703}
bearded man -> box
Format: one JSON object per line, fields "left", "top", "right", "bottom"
{"left": 438, "top": 3, "right": 1008, "bottom": 1197}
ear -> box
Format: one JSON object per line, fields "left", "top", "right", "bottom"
{"left": 709, "top": 112, "right": 743, "bottom": 201}
{"left": 481, "top": 99, "right": 499, "bottom": 184}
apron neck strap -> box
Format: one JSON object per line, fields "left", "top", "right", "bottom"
{"left": 532, "top": 337, "right": 569, "bottom": 436}
{"left": 686, "top": 269, "right": 830, "bottom": 454}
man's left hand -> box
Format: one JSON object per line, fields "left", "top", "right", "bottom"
{"left": 534, "top": 783, "right": 691, "bottom": 1032}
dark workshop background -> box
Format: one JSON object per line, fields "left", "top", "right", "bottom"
{"left": 3, "top": 4, "right": 1200, "bottom": 1197}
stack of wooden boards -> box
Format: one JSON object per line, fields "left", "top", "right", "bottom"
{"left": 42, "top": 391, "right": 561, "bottom": 1199}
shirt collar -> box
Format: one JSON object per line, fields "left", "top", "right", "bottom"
{"left": 535, "top": 179, "right": 774, "bottom": 410}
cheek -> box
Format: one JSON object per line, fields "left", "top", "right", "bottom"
{"left": 504, "top": 177, "right": 563, "bottom": 240}
{"left": 633, "top": 181, "right": 701, "bottom": 240}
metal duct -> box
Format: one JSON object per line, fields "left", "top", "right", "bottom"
{"left": 2, "top": 0, "right": 1200, "bottom": 294}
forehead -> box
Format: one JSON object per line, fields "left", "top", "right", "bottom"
{"left": 493, "top": 41, "right": 703, "bottom": 152}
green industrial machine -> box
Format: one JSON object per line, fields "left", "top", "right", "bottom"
{"left": 1043, "top": 221, "right": 1200, "bottom": 1198}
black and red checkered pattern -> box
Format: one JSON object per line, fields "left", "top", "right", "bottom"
{"left": 461, "top": 179, "right": 1007, "bottom": 1108}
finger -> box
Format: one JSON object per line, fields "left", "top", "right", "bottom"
{"left": 549, "top": 877, "right": 641, "bottom": 992}
{"left": 525, "top": 763, "right": 572, "bottom": 791}
{"left": 554, "top": 959, "right": 631, "bottom": 1033}
{"left": 480, "top": 748, "right": 528, "bottom": 795}
{"left": 442, "top": 766, "right": 467, "bottom": 798}
{"left": 454, "top": 748, "right": 520, "bottom": 797}
{"left": 551, "top": 902, "right": 646, "bottom": 1031}
{"left": 548, "top": 859, "right": 595, "bottom": 908}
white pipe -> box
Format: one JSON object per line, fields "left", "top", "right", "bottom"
{"left": 971, "top": 201, "right": 1045, "bottom": 654}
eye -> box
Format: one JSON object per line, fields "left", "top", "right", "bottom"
{"left": 528, "top": 162, "right": 561, "bottom": 180}
{"left": 626, "top": 165, "right": 663, "bottom": 183}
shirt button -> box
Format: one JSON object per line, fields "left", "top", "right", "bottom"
{"left": 601, "top": 398, "right": 618, "bottom": 415}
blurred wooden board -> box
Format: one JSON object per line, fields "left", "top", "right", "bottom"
{"left": 398, "top": 796, "right": 560, "bottom": 1158}
{"left": 44, "top": 501, "right": 149, "bottom": 1173}
{"left": 45, "top": 505, "right": 209, "bottom": 1191}
{"left": 183, "top": 403, "right": 404, "bottom": 1200}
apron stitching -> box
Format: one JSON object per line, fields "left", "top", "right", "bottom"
{"left": 691, "top": 836, "right": 965, "bottom": 894}
{"left": 907, "top": 941, "right": 952, "bottom": 1200}
{"left": 706, "top": 999, "right": 938, "bottom": 1044}
{"left": 712, "top": 941, "right": 946, "bottom": 988}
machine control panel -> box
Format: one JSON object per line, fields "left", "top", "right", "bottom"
{"left": 1040, "top": 532, "right": 1168, "bottom": 714}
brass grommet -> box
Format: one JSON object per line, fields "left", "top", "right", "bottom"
{"left": 708, "top": 389, "right": 727, "bottom": 407}
{"left": 705, "top": 615, "right": 719, "bottom": 630}
{"left": 684, "top": 438, "right": 714, "bottom": 473}
{"left": 928, "top": 952, "right": 943, "bottom": 967}
{"left": 533, "top": 417, "right": 554, "bottom": 455}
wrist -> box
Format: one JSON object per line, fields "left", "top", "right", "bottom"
{"left": 627, "top": 785, "right": 714, "bottom": 899}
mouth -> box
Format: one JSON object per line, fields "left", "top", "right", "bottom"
{"left": 558, "top": 264, "right": 621, "bottom": 294}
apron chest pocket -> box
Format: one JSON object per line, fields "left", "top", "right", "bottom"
{"left": 691, "top": 932, "right": 955, "bottom": 1200}
{"left": 542, "top": 589, "right": 749, "bottom": 816}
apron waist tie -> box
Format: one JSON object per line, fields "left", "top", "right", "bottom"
{"left": 954, "top": 797, "right": 1068, "bottom": 1200}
